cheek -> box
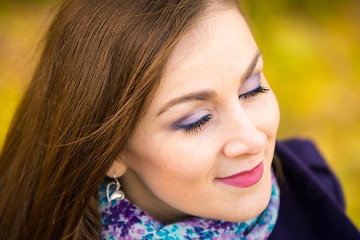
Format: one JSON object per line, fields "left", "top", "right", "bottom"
{"left": 124, "top": 142, "right": 218, "bottom": 207}
{"left": 248, "top": 91, "right": 280, "bottom": 140}
{"left": 125, "top": 135, "right": 215, "bottom": 186}
{"left": 268, "top": 92, "right": 280, "bottom": 136}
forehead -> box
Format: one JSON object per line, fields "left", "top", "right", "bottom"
{"left": 149, "top": 6, "right": 258, "bottom": 114}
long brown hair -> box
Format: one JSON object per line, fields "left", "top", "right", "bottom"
{"left": 0, "top": 0, "right": 238, "bottom": 239}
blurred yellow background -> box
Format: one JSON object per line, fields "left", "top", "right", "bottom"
{"left": 0, "top": 0, "right": 359, "bottom": 229}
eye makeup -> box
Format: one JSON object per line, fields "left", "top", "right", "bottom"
{"left": 240, "top": 86, "right": 269, "bottom": 100}
{"left": 238, "top": 73, "right": 269, "bottom": 100}
{"left": 171, "top": 73, "right": 269, "bottom": 135}
{"left": 172, "top": 110, "right": 213, "bottom": 134}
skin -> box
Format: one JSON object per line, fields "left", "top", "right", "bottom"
{"left": 108, "top": 5, "right": 280, "bottom": 224}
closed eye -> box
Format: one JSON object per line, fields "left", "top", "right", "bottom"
{"left": 238, "top": 72, "right": 269, "bottom": 100}
{"left": 174, "top": 114, "right": 212, "bottom": 134}
{"left": 239, "top": 85, "right": 269, "bottom": 100}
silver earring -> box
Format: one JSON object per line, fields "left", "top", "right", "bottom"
{"left": 106, "top": 175, "right": 125, "bottom": 202}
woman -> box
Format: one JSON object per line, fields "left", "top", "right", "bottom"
{"left": 0, "top": 0, "right": 358, "bottom": 239}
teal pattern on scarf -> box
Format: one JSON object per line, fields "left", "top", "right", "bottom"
{"left": 99, "top": 171, "right": 280, "bottom": 239}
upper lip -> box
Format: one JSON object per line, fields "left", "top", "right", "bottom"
{"left": 216, "top": 161, "right": 263, "bottom": 179}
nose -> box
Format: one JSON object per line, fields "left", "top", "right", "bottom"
{"left": 222, "top": 109, "right": 266, "bottom": 159}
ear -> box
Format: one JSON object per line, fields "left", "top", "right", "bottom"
{"left": 106, "top": 160, "right": 127, "bottom": 178}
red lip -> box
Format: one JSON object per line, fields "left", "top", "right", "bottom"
{"left": 216, "top": 162, "right": 264, "bottom": 188}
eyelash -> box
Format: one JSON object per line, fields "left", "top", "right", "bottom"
{"left": 176, "top": 85, "right": 269, "bottom": 134}
{"left": 176, "top": 114, "right": 213, "bottom": 134}
{"left": 239, "top": 85, "right": 269, "bottom": 100}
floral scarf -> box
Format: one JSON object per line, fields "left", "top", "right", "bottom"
{"left": 99, "top": 171, "right": 280, "bottom": 239}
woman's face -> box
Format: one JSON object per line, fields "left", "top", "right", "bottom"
{"left": 120, "top": 6, "right": 280, "bottom": 223}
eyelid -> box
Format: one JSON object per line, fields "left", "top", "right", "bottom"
{"left": 238, "top": 73, "right": 261, "bottom": 96}
{"left": 172, "top": 110, "right": 210, "bottom": 129}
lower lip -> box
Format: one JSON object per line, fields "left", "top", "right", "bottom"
{"left": 216, "top": 162, "right": 264, "bottom": 188}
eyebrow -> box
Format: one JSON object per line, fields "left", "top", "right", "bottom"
{"left": 157, "top": 50, "right": 262, "bottom": 116}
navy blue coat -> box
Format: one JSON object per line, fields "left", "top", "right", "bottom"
{"left": 269, "top": 139, "right": 359, "bottom": 240}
